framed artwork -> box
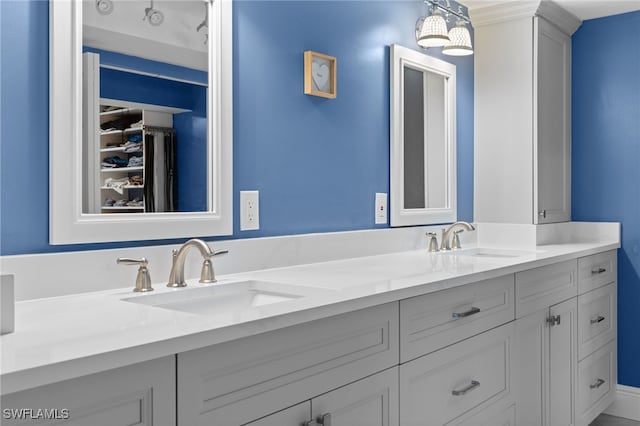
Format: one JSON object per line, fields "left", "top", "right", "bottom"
{"left": 304, "top": 51, "right": 337, "bottom": 99}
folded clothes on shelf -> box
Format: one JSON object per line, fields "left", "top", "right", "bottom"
{"left": 102, "top": 156, "right": 129, "bottom": 167}
{"left": 127, "top": 119, "right": 143, "bottom": 130}
{"left": 127, "top": 197, "right": 143, "bottom": 207}
{"left": 114, "top": 199, "right": 128, "bottom": 207}
{"left": 127, "top": 156, "right": 143, "bottom": 167}
{"left": 127, "top": 134, "right": 143, "bottom": 143}
{"left": 123, "top": 141, "right": 142, "bottom": 153}
{"left": 103, "top": 198, "right": 115, "bottom": 207}
{"left": 129, "top": 175, "right": 144, "bottom": 186}
{"left": 103, "top": 177, "right": 129, "bottom": 194}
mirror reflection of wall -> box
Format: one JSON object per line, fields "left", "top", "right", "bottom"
{"left": 82, "top": 0, "right": 208, "bottom": 214}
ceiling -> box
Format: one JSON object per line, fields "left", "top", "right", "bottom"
{"left": 461, "top": 0, "right": 640, "bottom": 21}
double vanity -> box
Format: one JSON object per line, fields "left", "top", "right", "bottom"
{"left": 0, "top": 227, "right": 619, "bottom": 426}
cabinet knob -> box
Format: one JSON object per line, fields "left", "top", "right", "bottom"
{"left": 590, "top": 378, "right": 605, "bottom": 389}
{"left": 590, "top": 315, "right": 606, "bottom": 325}
{"left": 591, "top": 267, "right": 607, "bottom": 275}
{"left": 538, "top": 210, "right": 547, "bottom": 218}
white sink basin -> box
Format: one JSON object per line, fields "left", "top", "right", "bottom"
{"left": 443, "top": 248, "right": 537, "bottom": 258}
{"left": 122, "top": 280, "right": 325, "bottom": 316}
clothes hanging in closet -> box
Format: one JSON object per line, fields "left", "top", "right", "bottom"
{"left": 144, "top": 128, "right": 177, "bottom": 212}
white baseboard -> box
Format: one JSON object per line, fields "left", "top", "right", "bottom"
{"left": 604, "top": 385, "right": 640, "bottom": 421}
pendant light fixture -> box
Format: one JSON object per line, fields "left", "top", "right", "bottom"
{"left": 443, "top": 20, "right": 474, "bottom": 56}
{"left": 417, "top": 8, "right": 450, "bottom": 48}
{"left": 415, "top": 0, "right": 474, "bottom": 56}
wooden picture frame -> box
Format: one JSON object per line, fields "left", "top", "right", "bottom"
{"left": 304, "top": 51, "right": 337, "bottom": 99}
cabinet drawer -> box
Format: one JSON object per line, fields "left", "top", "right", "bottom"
{"left": 178, "top": 302, "right": 399, "bottom": 426}
{"left": 0, "top": 356, "right": 175, "bottom": 426}
{"left": 578, "top": 251, "right": 616, "bottom": 294}
{"left": 515, "top": 260, "right": 577, "bottom": 317}
{"left": 448, "top": 400, "right": 515, "bottom": 426}
{"left": 400, "top": 323, "right": 513, "bottom": 426}
{"left": 578, "top": 282, "right": 616, "bottom": 360}
{"left": 400, "top": 275, "right": 514, "bottom": 362}
{"left": 577, "top": 340, "right": 617, "bottom": 426}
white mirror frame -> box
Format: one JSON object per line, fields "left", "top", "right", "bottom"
{"left": 49, "top": 0, "right": 232, "bottom": 244}
{"left": 390, "top": 44, "right": 457, "bottom": 227}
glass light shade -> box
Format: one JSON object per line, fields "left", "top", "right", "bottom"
{"left": 417, "top": 9, "right": 450, "bottom": 48}
{"left": 442, "top": 20, "right": 473, "bottom": 56}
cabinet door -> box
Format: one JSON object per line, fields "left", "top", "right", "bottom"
{"left": 244, "top": 402, "right": 311, "bottom": 426}
{"left": 513, "top": 299, "right": 577, "bottom": 426}
{"left": 514, "top": 308, "right": 548, "bottom": 426}
{"left": 549, "top": 298, "right": 577, "bottom": 426}
{"left": 311, "top": 367, "right": 398, "bottom": 426}
{"left": 0, "top": 356, "right": 175, "bottom": 426}
{"left": 534, "top": 17, "right": 571, "bottom": 224}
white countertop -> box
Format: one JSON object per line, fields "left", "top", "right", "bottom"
{"left": 0, "top": 241, "right": 619, "bottom": 394}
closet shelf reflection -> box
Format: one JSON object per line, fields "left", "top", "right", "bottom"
{"left": 101, "top": 166, "right": 144, "bottom": 173}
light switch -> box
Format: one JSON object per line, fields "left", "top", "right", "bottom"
{"left": 375, "top": 193, "right": 387, "bottom": 224}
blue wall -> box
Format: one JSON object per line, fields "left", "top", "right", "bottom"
{"left": 572, "top": 10, "right": 640, "bottom": 388}
{"left": 0, "top": 0, "right": 474, "bottom": 254}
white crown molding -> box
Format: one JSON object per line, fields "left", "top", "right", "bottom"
{"left": 537, "top": 0, "right": 582, "bottom": 35}
{"left": 469, "top": 0, "right": 581, "bottom": 34}
{"left": 469, "top": 1, "right": 539, "bottom": 27}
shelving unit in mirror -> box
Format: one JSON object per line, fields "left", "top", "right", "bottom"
{"left": 85, "top": 100, "right": 183, "bottom": 215}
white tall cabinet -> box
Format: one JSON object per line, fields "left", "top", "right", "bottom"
{"left": 473, "top": 1, "right": 580, "bottom": 224}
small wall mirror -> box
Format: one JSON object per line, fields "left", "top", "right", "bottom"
{"left": 390, "top": 44, "right": 456, "bottom": 226}
{"left": 50, "top": 0, "right": 232, "bottom": 244}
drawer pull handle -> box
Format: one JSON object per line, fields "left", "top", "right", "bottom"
{"left": 591, "top": 267, "right": 607, "bottom": 275}
{"left": 590, "top": 315, "right": 606, "bottom": 325}
{"left": 590, "top": 378, "right": 605, "bottom": 389}
{"left": 452, "top": 307, "right": 480, "bottom": 318}
{"left": 304, "top": 414, "right": 331, "bottom": 426}
{"left": 452, "top": 380, "right": 480, "bottom": 396}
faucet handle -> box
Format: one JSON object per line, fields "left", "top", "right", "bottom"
{"left": 117, "top": 257, "right": 153, "bottom": 292}
{"left": 452, "top": 229, "right": 464, "bottom": 250}
{"left": 199, "top": 249, "right": 228, "bottom": 283}
{"left": 426, "top": 232, "right": 439, "bottom": 252}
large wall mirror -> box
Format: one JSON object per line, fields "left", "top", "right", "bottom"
{"left": 390, "top": 44, "right": 456, "bottom": 226}
{"left": 50, "top": 0, "right": 232, "bottom": 244}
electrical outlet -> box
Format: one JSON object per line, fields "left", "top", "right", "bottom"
{"left": 375, "top": 193, "right": 387, "bottom": 224}
{"left": 240, "top": 191, "right": 260, "bottom": 231}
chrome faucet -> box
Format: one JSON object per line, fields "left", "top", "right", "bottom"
{"left": 167, "top": 239, "right": 228, "bottom": 288}
{"left": 440, "top": 221, "right": 476, "bottom": 251}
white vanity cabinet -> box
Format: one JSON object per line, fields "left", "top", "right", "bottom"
{"left": 474, "top": 3, "right": 580, "bottom": 224}
{"left": 513, "top": 251, "right": 617, "bottom": 426}
{"left": 0, "top": 356, "right": 175, "bottom": 426}
{"left": 0, "top": 250, "right": 618, "bottom": 426}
